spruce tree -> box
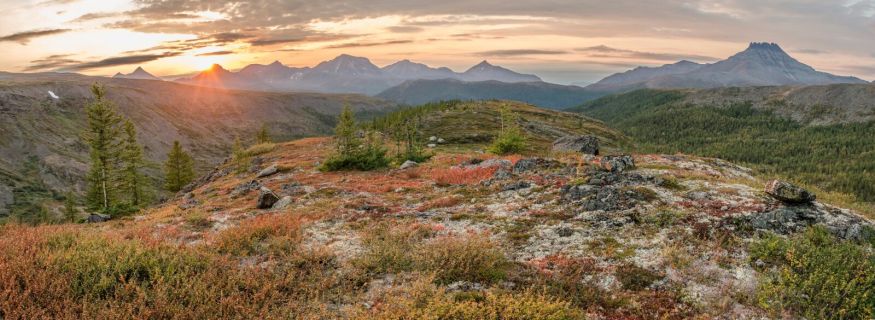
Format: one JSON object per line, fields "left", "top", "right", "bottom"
{"left": 63, "top": 192, "right": 77, "bottom": 223}
{"left": 163, "top": 141, "right": 195, "bottom": 192}
{"left": 118, "top": 120, "right": 149, "bottom": 207}
{"left": 83, "top": 83, "right": 122, "bottom": 212}
{"left": 256, "top": 124, "right": 272, "bottom": 144}
{"left": 334, "top": 105, "right": 360, "bottom": 156}
{"left": 231, "top": 136, "right": 249, "bottom": 173}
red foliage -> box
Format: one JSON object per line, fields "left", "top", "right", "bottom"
{"left": 430, "top": 166, "right": 498, "bottom": 186}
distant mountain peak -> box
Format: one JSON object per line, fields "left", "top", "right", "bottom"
{"left": 313, "top": 54, "right": 382, "bottom": 76}
{"left": 113, "top": 66, "right": 160, "bottom": 80}
{"left": 746, "top": 42, "right": 784, "bottom": 52}
{"left": 269, "top": 60, "right": 283, "bottom": 66}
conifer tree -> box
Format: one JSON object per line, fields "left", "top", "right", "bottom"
{"left": 231, "top": 136, "right": 249, "bottom": 173}
{"left": 256, "top": 124, "right": 272, "bottom": 144}
{"left": 63, "top": 192, "right": 77, "bottom": 223}
{"left": 118, "top": 120, "right": 149, "bottom": 207}
{"left": 83, "top": 83, "right": 122, "bottom": 212}
{"left": 334, "top": 105, "right": 360, "bottom": 156}
{"left": 163, "top": 141, "right": 195, "bottom": 192}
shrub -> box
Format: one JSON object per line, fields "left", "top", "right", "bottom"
{"left": 353, "top": 278, "right": 583, "bottom": 320}
{"left": 245, "top": 142, "right": 276, "bottom": 156}
{"left": 751, "top": 227, "right": 875, "bottom": 320}
{"left": 354, "top": 223, "right": 434, "bottom": 275}
{"left": 615, "top": 263, "right": 662, "bottom": 291}
{"left": 211, "top": 213, "right": 303, "bottom": 256}
{"left": 321, "top": 106, "right": 390, "bottom": 171}
{"left": 415, "top": 234, "right": 509, "bottom": 284}
{"left": 431, "top": 166, "right": 498, "bottom": 186}
{"left": 488, "top": 107, "right": 527, "bottom": 155}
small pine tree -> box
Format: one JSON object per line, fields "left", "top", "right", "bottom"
{"left": 231, "top": 136, "right": 249, "bottom": 173}
{"left": 118, "top": 120, "right": 149, "bottom": 208}
{"left": 83, "top": 83, "right": 123, "bottom": 212}
{"left": 63, "top": 192, "right": 77, "bottom": 223}
{"left": 256, "top": 124, "right": 272, "bottom": 144}
{"left": 488, "top": 106, "right": 527, "bottom": 155}
{"left": 163, "top": 141, "right": 195, "bottom": 192}
{"left": 334, "top": 106, "right": 361, "bottom": 156}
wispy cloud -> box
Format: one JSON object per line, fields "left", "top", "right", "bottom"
{"left": 0, "top": 29, "right": 71, "bottom": 44}
{"left": 324, "top": 40, "right": 413, "bottom": 49}
{"left": 476, "top": 49, "right": 567, "bottom": 56}
{"left": 196, "top": 50, "right": 234, "bottom": 56}
{"left": 576, "top": 45, "right": 718, "bottom": 62}
{"left": 25, "top": 52, "right": 182, "bottom": 72}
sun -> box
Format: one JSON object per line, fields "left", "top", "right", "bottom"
{"left": 192, "top": 58, "right": 219, "bottom": 71}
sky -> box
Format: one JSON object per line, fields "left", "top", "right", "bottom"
{"left": 1, "top": 0, "right": 874, "bottom": 84}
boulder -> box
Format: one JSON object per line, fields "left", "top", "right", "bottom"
{"left": 256, "top": 164, "right": 278, "bottom": 178}
{"left": 399, "top": 160, "right": 418, "bottom": 170}
{"left": 552, "top": 135, "right": 600, "bottom": 155}
{"left": 256, "top": 187, "right": 280, "bottom": 209}
{"left": 474, "top": 159, "right": 512, "bottom": 170}
{"left": 86, "top": 213, "right": 111, "bottom": 223}
{"left": 765, "top": 180, "right": 816, "bottom": 203}
{"left": 750, "top": 206, "right": 820, "bottom": 235}
{"left": 230, "top": 180, "right": 261, "bottom": 198}
{"left": 512, "top": 158, "right": 562, "bottom": 174}
{"left": 600, "top": 155, "right": 635, "bottom": 173}
{"left": 272, "top": 196, "right": 293, "bottom": 210}
{"left": 502, "top": 181, "right": 531, "bottom": 192}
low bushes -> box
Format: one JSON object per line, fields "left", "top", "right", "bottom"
{"left": 750, "top": 227, "right": 875, "bottom": 320}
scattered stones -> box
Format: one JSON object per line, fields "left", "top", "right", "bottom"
{"left": 399, "top": 160, "right": 418, "bottom": 170}
{"left": 473, "top": 159, "right": 512, "bottom": 170}
{"left": 272, "top": 196, "right": 293, "bottom": 210}
{"left": 446, "top": 281, "right": 485, "bottom": 292}
{"left": 600, "top": 155, "right": 635, "bottom": 173}
{"left": 256, "top": 187, "right": 280, "bottom": 209}
{"left": 502, "top": 181, "right": 531, "bottom": 192}
{"left": 429, "top": 136, "right": 438, "bottom": 142}
{"left": 86, "top": 213, "right": 111, "bottom": 223}
{"left": 512, "top": 158, "right": 562, "bottom": 174}
{"left": 561, "top": 184, "right": 597, "bottom": 202}
{"left": 765, "top": 180, "right": 816, "bottom": 203}
{"left": 230, "top": 180, "right": 261, "bottom": 198}
{"left": 178, "top": 192, "right": 199, "bottom": 210}
{"left": 583, "top": 187, "right": 625, "bottom": 212}
{"left": 552, "top": 135, "right": 600, "bottom": 155}
{"left": 256, "top": 164, "right": 279, "bottom": 178}
{"left": 427, "top": 143, "right": 437, "bottom": 148}
{"left": 555, "top": 226, "right": 575, "bottom": 237}
{"left": 437, "top": 138, "right": 446, "bottom": 143}
{"left": 749, "top": 206, "right": 822, "bottom": 234}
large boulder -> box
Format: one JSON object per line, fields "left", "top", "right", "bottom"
{"left": 765, "top": 180, "right": 816, "bottom": 203}
{"left": 256, "top": 164, "right": 279, "bottom": 178}
{"left": 512, "top": 158, "right": 562, "bottom": 174}
{"left": 272, "top": 196, "right": 293, "bottom": 210}
{"left": 552, "top": 135, "right": 599, "bottom": 155}
{"left": 256, "top": 187, "right": 280, "bottom": 209}
{"left": 399, "top": 160, "right": 418, "bottom": 170}
{"left": 87, "top": 213, "right": 111, "bottom": 223}
{"left": 600, "top": 155, "right": 635, "bottom": 173}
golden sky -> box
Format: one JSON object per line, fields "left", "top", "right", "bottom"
{"left": 2, "top": 0, "right": 874, "bottom": 84}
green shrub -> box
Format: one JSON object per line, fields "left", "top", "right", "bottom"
{"left": 353, "top": 279, "right": 584, "bottom": 320}
{"left": 320, "top": 143, "right": 390, "bottom": 171}
{"left": 245, "top": 142, "right": 276, "bottom": 156}
{"left": 416, "top": 234, "right": 509, "bottom": 284}
{"left": 751, "top": 227, "right": 875, "bottom": 320}
{"left": 488, "top": 107, "right": 527, "bottom": 155}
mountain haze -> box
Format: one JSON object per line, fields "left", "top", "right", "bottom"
{"left": 377, "top": 78, "right": 604, "bottom": 109}
{"left": 112, "top": 67, "right": 161, "bottom": 81}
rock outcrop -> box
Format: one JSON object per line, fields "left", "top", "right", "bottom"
{"left": 765, "top": 180, "right": 816, "bottom": 203}
{"left": 256, "top": 187, "right": 280, "bottom": 209}
{"left": 552, "top": 135, "right": 599, "bottom": 155}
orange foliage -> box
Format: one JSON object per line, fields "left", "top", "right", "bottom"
{"left": 430, "top": 166, "right": 498, "bottom": 186}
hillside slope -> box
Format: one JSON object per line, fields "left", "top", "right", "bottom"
{"left": 1, "top": 118, "right": 871, "bottom": 318}
{"left": 0, "top": 72, "right": 395, "bottom": 220}
{"left": 572, "top": 88, "right": 875, "bottom": 205}
{"left": 377, "top": 79, "right": 606, "bottom": 109}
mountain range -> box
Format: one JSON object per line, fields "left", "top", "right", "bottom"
{"left": 586, "top": 42, "right": 867, "bottom": 92}
{"left": 176, "top": 55, "right": 542, "bottom": 95}
{"left": 112, "top": 66, "right": 161, "bottom": 81}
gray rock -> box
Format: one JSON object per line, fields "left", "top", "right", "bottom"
{"left": 765, "top": 180, "right": 816, "bottom": 203}
{"left": 230, "top": 180, "right": 261, "bottom": 198}
{"left": 583, "top": 187, "right": 628, "bottom": 212}
{"left": 555, "top": 226, "right": 575, "bottom": 237}
{"left": 256, "top": 187, "right": 280, "bottom": 209}
{"left": 399, "top": 160, "right": 418, "bottom": 170}
{"left": 256, "top": 164, "right": 278, "bottom": 178}
{"left": 178, "top": 193, "right": 200, "bottom": 210}
{"left": 502, "top": 181, "right": 531, "bottom": 192}
{"left": 561, "top": 184, "right": 597, "bottom": 202}
{"left": 427, "top": 143, "right": 437, "bottom": 148}
{"left": 272, "top": 196, "right": 293, "bottom": 210}
{"left": 446, "top": 281, "right": 485, "bottom": 292}
{"left": 600, "top": 155, "right": 635, "bottom": 173}
{"left": 87, "top": 213, "right": 111, "bottom": 223}
{"left": 750, "top": 206, "right": 821, "bottom": 234}
{"left": 474, "top": 159, "right": 512, "bottom": 170}
{"left": 429, "top": 136, "right": 438, "bottom": 142}
{"left": 552, "top": 135, "right": 600, "bottom": 155}
{"left": 512, "top": 158, "right": 562, "bottom": 174}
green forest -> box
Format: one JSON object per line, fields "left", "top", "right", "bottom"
{"left": 575, "top": 90, "right": 875, "bottom": 205}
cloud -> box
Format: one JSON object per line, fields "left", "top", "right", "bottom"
{"left": 324, "top": 40, "right": 413, "bottom": 49}
{"left": 385, "top": 26, "right": 424, "bottom": 33}
{"left": 26, "top": 52, "right": 182, "bottom": 72}
{"left": 196, "top": 50, "right": 234, "bottom": 56}
{"left": 576, "top": 45, "right": 718, "bottom": 62}
{"left": 476, "top": 49, "right": 567, "bottom": 56}
{"left": 0, "top": 29, "right": 71, "bottom": 44}
{"left": 795, "top": 49, "right": 829, "bottom": 54}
